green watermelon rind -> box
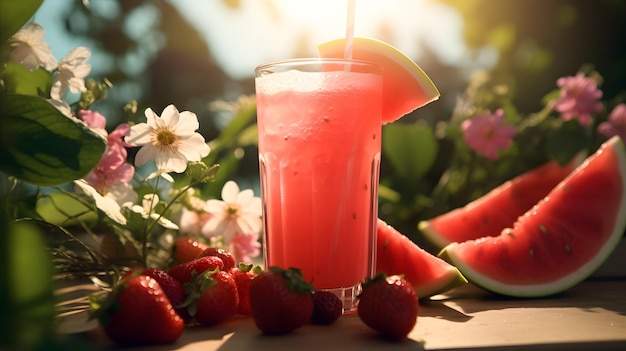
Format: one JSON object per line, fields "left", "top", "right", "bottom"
{"left": 419, "top": 217, "right": 452, "bottom": 249}
{"left": 414, "top": 267, "right": 467, "bottom": 299}
{"left": 439, "top": 136, "right": 626, "bottom": 298}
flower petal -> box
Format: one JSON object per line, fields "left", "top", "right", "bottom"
{"left": 205, "top": 199, "right": 226, "bottom": 214}
{"left": 221, "top": 181, "right": 240, "bottom": 203}
{"left": 134, "top": 145, "right": 158, "bottom": 166}
{"left": 144, "top": 107, "right": 159, "bottom": 128}
{"left": 177, "top": 134, "right": 210, "bottom": 161}
{"left": 155, "top": 151, "right": 188, "bottom": 173}
{"left": 160, "top": 105, "right": 180, "bottom": 127}
{"left": 174, "top": 111, "right": 200, "bottom": 136}
{"left": 74, "top": 180, "right": 127, "bottom": 225}
{"left": 126, "top": 123, "right": 153, "bottom": 145}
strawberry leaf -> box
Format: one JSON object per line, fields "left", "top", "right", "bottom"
{"left": 270, "top": 266, "right": 314, "bottom": 294}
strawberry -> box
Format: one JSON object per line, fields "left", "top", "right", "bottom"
{"left": 183, "top": 270, "right": 239, "bottom": 326}
{"left": 357, "top": 273, "right": 418, "bottom": 340}
{"left": 230, "top": 262, "right": 263, "bottom": 315}
{"left": 167, "top": 255, "right": 224, "bottom": 284}
{"left": 310, "top": 290, "right": 342, "bottom": 325}
{"left": 249, "top": 266, "right": 314, "bottom": 335}
{"left": 92, "top": 275, "right": 184, "bottom": 346}
{"left": 174, "top": 236, "right": 209, "bottom": 263}
{"left": 123, "top": 267, "right": 191, "bottom": 322}
{"left": 198, "top": 247, "right": 236, "bottom": 271}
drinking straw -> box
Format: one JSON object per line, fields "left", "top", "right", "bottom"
{"left": 344, "top": 0, "right": 356, "bottom": 60}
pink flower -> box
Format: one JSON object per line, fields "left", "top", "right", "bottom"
{"left": 598, "top": 104, "right": 626, "bottom": 142}
{"left": 83, "top": 158, "right": 134, "bottom": 194}
{"left": 106, "top": 124, "right": 133, "bottom": 163}
{"left": 229, "top": 233, "right": 261, "bottom": 264}
{"left": 553, "top": 72, "right": 603, "bottom": 126}
{"left": 179, "top": 207, "right": 213, "bottom": 236}
{"left": 79, "top": 109, "right": 106, "bottom": 129}
{"left": 462, "top": 109, "right": 517, "bottom": 160}
{"left": 79, "top": 110, "right": 135, "bottom": 199}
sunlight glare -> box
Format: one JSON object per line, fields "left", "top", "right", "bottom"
{"left": 175, "top": 0, "right": 466, "bottom": 79}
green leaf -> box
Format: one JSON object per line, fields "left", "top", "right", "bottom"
{"left": 545, "top": 120, "right": 588, "bottom": 165}
{"left": 382, "top": 121, "right": 438, "bottom": 180}
{"left": 378, "top": 184, "right": 401, "bottom": 202}
{"left": 0, "top": 0, "right": 43, "bottom": 42}
{"left": 0, "top": 95, "right": 106, "bottom": 186}
{"left": 207, "top": 105, "right": 257, "bottom": 160}
{"left": 35, "top": 192, "right": 98, "bottom": 226}
{"left": 204, "top": 151, "right": 240, "bottom": 198}
{"left": 216, "top": 105, "right": 256, "bottom": 145}
{"left": 1, "top": 218, "right": 56, "bottom": 349}
{"left": 2, "top": 61, "right": 53, "bottom": 96}
{"left": 236, "top": 123, "right": 258, "bottom": 146}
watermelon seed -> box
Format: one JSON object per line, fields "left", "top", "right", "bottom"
{"left": 529, "top": 248, "right": 535, "bottom": 258}
{"left": 504, "top": 228, "right": 515, "bottom": 238}
{"left": 565, "top": 244, "right": 572, "bottom": 254}
{"left": 539, "top": 224, "right": 548, "bottom": 234}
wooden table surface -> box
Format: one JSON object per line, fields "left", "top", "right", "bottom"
{"left": 66, "top": 277, "right": 626, "bottom": 351}
{"left": 59, "top": 240, "right": 626, "bottom": 350}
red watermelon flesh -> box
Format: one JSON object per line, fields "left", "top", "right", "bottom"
{"left": 419, "top": 157, "right": 581, "bottom": 249}
{"left": 440, "top": 136, "right": 626, "bottom": 297}
{"left": 376, "top": 219, "right": 467, "bottom": 298}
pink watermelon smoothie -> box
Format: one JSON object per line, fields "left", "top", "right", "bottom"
{"left": 256, "top": 66, "right": 382, "bottom": 291}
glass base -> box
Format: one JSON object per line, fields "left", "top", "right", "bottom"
{"left": 321, "top": 284, "right": 362, "bottom": 314}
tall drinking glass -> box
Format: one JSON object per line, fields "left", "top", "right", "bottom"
{"left": 255, "top": 59, "right": 382, "bottom": 312}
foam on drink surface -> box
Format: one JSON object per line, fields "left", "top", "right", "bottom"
{"left": 255, "top": 69, "right": 380, "bottom": 95}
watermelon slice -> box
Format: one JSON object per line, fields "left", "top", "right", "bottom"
{"left": 439, "top": 136, "right": 626, "bottom": 297}
{"left": 376, "top": 219, "right": 467, "bottom": 298}
{"left": 318, "top": 37, "right": 440, "bottom": 123}
{"left": 419, "top": 156, "right": 582, "bottom": 249}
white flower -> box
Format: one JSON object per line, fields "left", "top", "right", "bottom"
{"left": 9, "top": 22, "right": 57, "bottom": 71}
{"left": 51, "top": 46, "right": 92, "bottom": 100}
{"left": 129, "top": 194, "right": 179, "bottom": 230}
{"left": 125, "top": 105, "right": 211, "bottom": 173}
{"left": 106, "top": 182, "right": 138, "bottom": 207}
{"left": 202, "top": 181, "right": 262, "bottom": 243}
{"left": 144, "top": 171, "right": 175, "bottom": 183}
{"left": 74, "top": 179, "right": 126, "bottom": 225}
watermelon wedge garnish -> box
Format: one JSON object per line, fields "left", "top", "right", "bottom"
{"left": 439, "top": 136, "right": 626, "bottom": 298}
{"left": 318, "top": 37, "right": 440, "bottom": 123}
{"left": 419, "top": 156, "right": 582, "bottom": 249}
{"left": 376, "top": 219, "right": 467, "bottom": 298}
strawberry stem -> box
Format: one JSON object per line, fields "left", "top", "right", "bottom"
{"left": 269, "top": 266, "right": 314, "bottom": 295}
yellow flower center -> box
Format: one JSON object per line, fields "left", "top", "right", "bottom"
{"left": 226, "top": 205, "right": 239, "bottom": 217}
{"left": 154, "top": 128, "right": 179, "bottom": 151}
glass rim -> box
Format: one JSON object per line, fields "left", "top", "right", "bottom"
{"left": 255, "top": 58, "right": 382, "bottom": 75}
